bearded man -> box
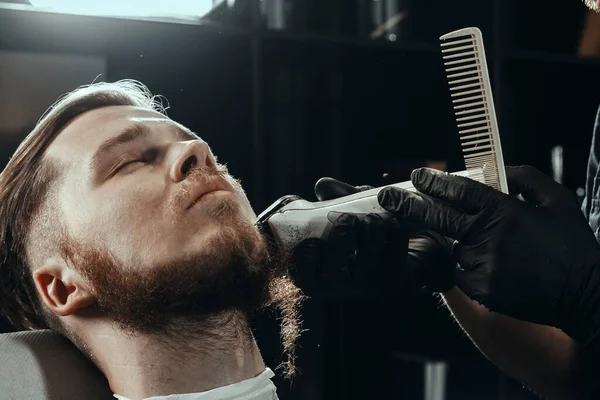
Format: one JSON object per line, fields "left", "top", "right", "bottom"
{"left": 0, "top": 80, "right": 306, "bottom": 400}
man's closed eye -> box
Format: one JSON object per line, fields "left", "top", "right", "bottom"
{"left": 114, "top": 159, "right": 144, "bottom": 174}
{"left": 112, "top": 148, "right": 159, "bottom": 176}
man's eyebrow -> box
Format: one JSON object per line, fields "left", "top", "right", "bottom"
{"left": 90, "top": 122, "right": 197, "bottom": 171}
{"left": 91, "top": 123, "right": 151, "bottom": 171}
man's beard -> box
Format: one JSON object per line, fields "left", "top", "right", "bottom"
{"left": 59, "top": 166, "right": 305, "bottom": 377}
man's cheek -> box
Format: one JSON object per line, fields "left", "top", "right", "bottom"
{"left": 226, "top": 181, "right": 256, "bottom": 221}
{"left": 94, "top": 205, "right": 151, "bottom": 263}
{"left": 121, "top": 215, "right": 185, "bottom": 264}
{"left": 117, "top": 215, "right": 162, "bottom": 249}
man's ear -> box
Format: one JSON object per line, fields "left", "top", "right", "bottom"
{"left": 32, "top": 258, "right": 96, "bottom": 317}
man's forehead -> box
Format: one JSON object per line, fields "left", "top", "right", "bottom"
{"left": 46, "top": 105, "right": 177, "bottom": 161}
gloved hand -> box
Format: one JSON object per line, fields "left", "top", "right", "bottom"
{"left": 293, "top": 178, "right": 408, "bottom": 291}
{"left": 377, "top": 165, "right": 600, "bottom": 353}
{"left": 294, "top": 177, "right": 456, "bottom": 293}
{"left": 405, "top": 230, "right": 457, "bottom": 294}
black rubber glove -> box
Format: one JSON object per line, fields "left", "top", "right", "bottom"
{"left": 295, "top": 177, "right": 456, "bottom": 293}
{"left": 405, "top": 230, "right": 457, "bottom": 294}
{"left": 377, "top": 165, "right": 600, "bottom": 354}
{"left": 293, "top": 178, "right": 408, "bottom": 290}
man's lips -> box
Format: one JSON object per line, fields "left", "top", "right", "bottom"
{"left": 186, "top": 179, "right": 235, "bottom": 209}
{"left": 192, "top": 189, "right": 232, "bottom": 206}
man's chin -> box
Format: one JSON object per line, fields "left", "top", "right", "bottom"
{"left": 201, "top": 196, "right": 249, "bottom": 225}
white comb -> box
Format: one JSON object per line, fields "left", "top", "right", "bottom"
{"left": 257, "top": 27, "right": 510, "bottom": 250}
{"left": 440, "top": 27, "right": 508, "bottom": 194}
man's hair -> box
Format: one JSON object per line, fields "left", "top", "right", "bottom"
{"left": 0, "top": 80, "right": 166, "bottom": 330}
{"left": 584, "top": 0, "right": 600, "bottom": 12}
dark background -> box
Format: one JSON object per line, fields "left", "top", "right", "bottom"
{"left": 1, "top": 0, "right": 599, "bottom": 399}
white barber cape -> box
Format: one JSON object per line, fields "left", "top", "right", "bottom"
{"left": 113, "top": 368, "right": 278, "bottom": 400}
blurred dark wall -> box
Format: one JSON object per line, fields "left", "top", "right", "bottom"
{"left": 1, "top": 0, "right": 599, "bottom": 399}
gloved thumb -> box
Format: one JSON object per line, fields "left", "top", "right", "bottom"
{"left": 315, "top": 177, "right": 371, "bottom": 201}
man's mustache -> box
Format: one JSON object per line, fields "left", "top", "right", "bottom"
{"left": 186, "top": 163, "right": 229, "bottom": 181}
{"left": 168, "top": 163, "right": 231, "bottom": 215}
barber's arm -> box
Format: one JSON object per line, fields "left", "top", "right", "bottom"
{"left": 408, "top": 231, "right": 598, "bottom": 399}
{"left": 442, "top": 287, "right": 595, "bottom": 399}
{"left": 375, "top": 165, "right": 600, "bottom": 397}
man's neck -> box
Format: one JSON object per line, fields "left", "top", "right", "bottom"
{"left": 83, "top": 312, "right": 266, "bottom": 400}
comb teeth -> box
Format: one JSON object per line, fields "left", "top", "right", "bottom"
{"left": 440, "top": 28, "right": 508, "bottom": 194}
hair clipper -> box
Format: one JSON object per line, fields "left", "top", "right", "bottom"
{"left": 256, "top": 180, "right": 406, "bottom": 251}
{"left": 255, "top": 170, "right": 478, "bottom": 251}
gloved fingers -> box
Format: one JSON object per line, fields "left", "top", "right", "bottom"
{"left": 322, "top": 212, "right": 360, "bottom": 278}
{"left": 454, "top": 266, "right": 489, "bottom": 305}
{"left": 406, "top": 231, "right": 448, "bottom": 268}
{"left": 292, "top": 238, "right": 323, "bottom": 287}
{"left": 352, "top": 213, "right": 387, "bottom": 276}
{"left": 379, "top": 217, "right": 409, "bottom": 281}
{"left": 451, "top": 242, "right": 470, "bottom": 270}
{"left": 410, "top": 167, "right": 500, "bottom": 213}
{"left": 314, "top": 177, "right": 361, "bottom": 201}
{"left": 505, "top": 165, "right": 573, "bottom": 208}
{"left": 377, "top": 186, "right": 474, "bottom": 242}
{"left": 405, "top": 234, "right": 433, "bottom": 287}
{"left": 406, "top": 231, "right": 456, "bottom": 292}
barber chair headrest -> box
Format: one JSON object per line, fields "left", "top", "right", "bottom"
{"left": 0, "top": 329, "right": 114, "bottom": 399}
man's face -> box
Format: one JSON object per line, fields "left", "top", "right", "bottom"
{"left": 50, "top": 106, "right": 257, "bottom": 268}
{"left": 46, "top": 106, "right": 272, "bottom": 331}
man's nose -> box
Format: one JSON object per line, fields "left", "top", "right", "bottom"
{"left": 169, "top": 140, "right": 214, "bottom": 182}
